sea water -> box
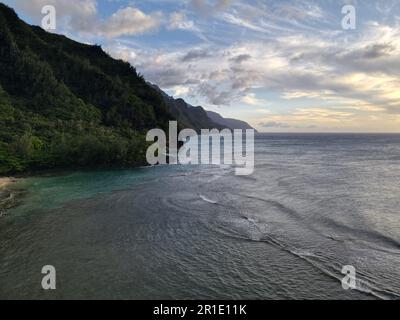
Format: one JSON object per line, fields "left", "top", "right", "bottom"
{"left": 1, "top": 134, "right": 399, "bottom": 299}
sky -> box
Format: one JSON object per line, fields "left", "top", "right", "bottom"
{"left": 3, "top": 0, "right": 400, "bottom": 132}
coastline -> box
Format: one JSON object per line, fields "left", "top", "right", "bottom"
{"left": 0, "top": 177, "right": 16, "bottom": 189}
{"left": 0, "top": 177, "right": 20, "bottom": 215}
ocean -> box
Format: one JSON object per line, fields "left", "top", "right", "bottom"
{"left": 1, "top": 133, "right": 400, "bottom": 299}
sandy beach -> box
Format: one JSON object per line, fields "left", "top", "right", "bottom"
{"left": 0, "top": 177, "right": 18, "bottom": 190}
{"left": 0, "top": 178, "right": 18, "bottom": 211}
{"left": 0, "top": 177, "right": 13, "bottom": 188}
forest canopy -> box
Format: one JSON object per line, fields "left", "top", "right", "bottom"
{"left": 0, "top": 3, "right": 184, "bottom": 175}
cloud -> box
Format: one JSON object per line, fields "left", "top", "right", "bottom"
{"left": 257, "top": 107, "right": 358, "bottom": 131}
{"left": 196, "top": 83, "right": 235, "bottom": 105}
{"left": 99, "top": 7, "right": 163, "bottom": 38}
{"left": 191, "top": 0, "right": 232, "bottom": 15}
{"left": 375, "top": 0, "right": 400, "bottom": 15}
{"left": 120, "top": 19, "right": 400, "bottom": 114}
{"left": 12, "top": 0, "right": 97, "bottom": 20}
{"left": 23, "top": 0, "right": 397, "bottom": 121}
{"left": 229, "top": 54, "right": 251, "bottom": 64}
{"left": 181, "top": 48, "right": 212, "bottom": 62}
{"left": 144, "top": 67, "right": 191, "bottom": 88}
{"left": 259, "top": 121, "right": 291, "bottom": 128}
{"left": 362, "top": 43, "right": 395, "bottom": 59}
{"left": 274, "top": 2, "right": 324, "bottom": 21}
{"left": 168, "top": 12, "right": 196, "bottom": 31}
{"left": 241, "top": 93, "right": 267, "bottom": 106}
{"left": 219, "top": 12, "right": 268, "bottom": 33}
{"left": 7, "top": 0, "right": 400, "bottom": 131}
{"left": 12, "top": 0, "right": 163, "bottom": 38}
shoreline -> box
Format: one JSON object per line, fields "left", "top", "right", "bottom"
{"left": 0, "top": 177, "right": 21, "bottom": 215}
{"left": 0, "top": 177, "right": 16, "bottom": 189}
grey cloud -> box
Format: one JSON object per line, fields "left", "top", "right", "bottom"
{"left": 263, "top": 69, "right": 394, "bottom": 111}
{"left": 229, "top": 54, "right": 252, "bottom": 63}
{"left": 181, "top": 49, "right": 212, "bottom": 62}
{"left": 291, "top": 42, "right": 400, "bottom": 76}
{"left": 196, "top": 83, "right": 237, "bottom": 105}
{"left": 142, "top": 68, "right": 189, "bottom": 88}
{"left": 177, "top": 63, "right": 261, "bottom": 106}
{"left": 260, "top": 37, "right": 400, "bottom": 114}
{"left": 260, "top": 121, "right": 291, "bottom": 128}
{"left": 110, "top": 16, "right": 400, "bottom": 112}
{"left": 290, "top": 53, "right": 305, "bottom": 63}
{"left": 259, "top": 122, "right": 319, "bottom": 130}
{"left": 362, "top": 44, "right": 395, "bottom": 59}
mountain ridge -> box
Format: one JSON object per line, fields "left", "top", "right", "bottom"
{"left": 0, "top": 2, "right": 174, "bottom": 174}
{"left": 0, "top": 3, "right": 255, "bottom": 175}
{"left": 206, "top": 111, "right": 256, "bottom": 132}
{"left": 150, "top": 83, "right": 256, "bottom": 132}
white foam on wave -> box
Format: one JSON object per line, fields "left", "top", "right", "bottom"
{"left": 199, "top": 195, "right": 218, "bottom": 205}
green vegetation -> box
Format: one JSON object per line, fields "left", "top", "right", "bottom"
{"left": 0, "top": 4, "right": 180, "bottom": 175}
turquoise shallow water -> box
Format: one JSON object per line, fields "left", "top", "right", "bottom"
{"left": 10, "top": 168, "right": 169, "bottom": 213}
{"left": 1, "top": 134, "right": 400, "bottom": 299}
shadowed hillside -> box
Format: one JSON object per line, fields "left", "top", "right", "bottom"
{"left": 0, "top": 4, "right": 199, "bottom": 174}
{"left": 0, "top": 3, "right": 255, "bottom": 175}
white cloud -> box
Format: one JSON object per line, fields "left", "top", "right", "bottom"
{"left": 100, "top": 7, "right": 163, "bottom": 38}
{"left": 242, "top": 93, "right": 267, "bottom": 106}
{"left": 12, "top": 0, "right": 163, "bottom": 38}
{"left": 12, "top": 0, "right": 97, "bottom": 26}
{"left": 168, "top": 12, "right": 196, "bottom": 31}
